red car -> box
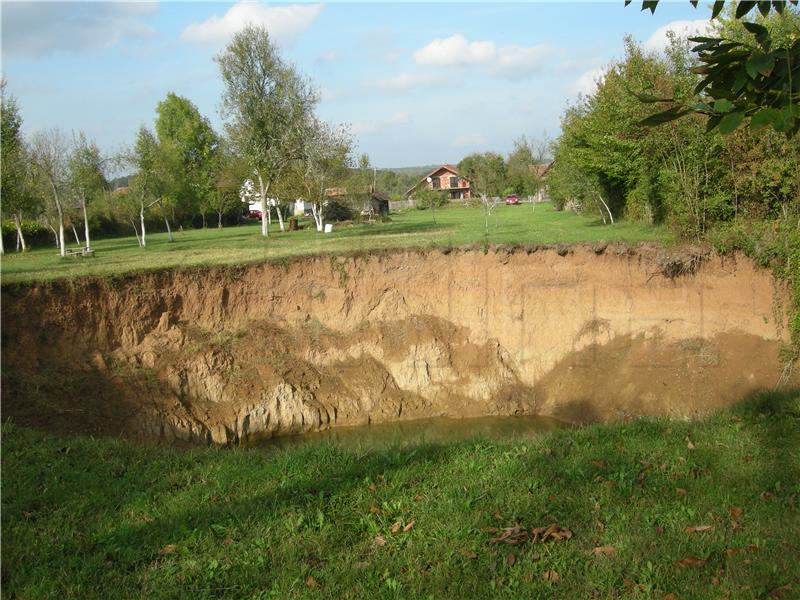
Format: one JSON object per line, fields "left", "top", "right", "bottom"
{"left": 504, "top": 195, "right": 520, "bottom": 205}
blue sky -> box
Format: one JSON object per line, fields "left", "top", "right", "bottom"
{"left": 1, "top": 1, "right": 712, "bottom": 168}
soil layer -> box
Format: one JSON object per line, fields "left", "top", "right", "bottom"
{"left": 2, "top": 244, "right": 795, "bottom": 443}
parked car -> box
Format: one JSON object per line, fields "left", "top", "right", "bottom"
{"left": 247, "top": 210, "right": 262, "bottom": 219}
{"left": 504, "top": 195, "right": 519, "bottom": 205}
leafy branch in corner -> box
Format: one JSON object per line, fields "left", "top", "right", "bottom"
{"left": 626, "top": 0, "right": 800, "bottom": 136}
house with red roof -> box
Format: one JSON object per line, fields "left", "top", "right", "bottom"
{"left": 406, "top": 165, "right": 472, "bottom": 201}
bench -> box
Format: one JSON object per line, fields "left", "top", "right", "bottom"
{"left": 60, "top": 247, "right": 95, "bottom": 258}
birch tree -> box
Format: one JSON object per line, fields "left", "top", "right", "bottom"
{"left": 216, "top": 24, "right": 318, "bottom": 238}
{"left": 300, "top": 119, "right": 352, "bottom": 232}
{"left": 30, "top": 129, "right": 69, "bottom": 257}
{"left": 129, "top": 127, "right": 178, "bottom": 247}
{"left": 68, "top": 132, "right": 107, "bottom": 250}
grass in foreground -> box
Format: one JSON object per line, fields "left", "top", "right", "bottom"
{"left": 0, "top": 203, "right": 670, "bottom": 284}
{"left": 2, "top": 391, "right": 798, "bottom": 599}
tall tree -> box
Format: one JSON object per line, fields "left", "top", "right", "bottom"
{"left": 128, "top": 127, "right": 179, "bottom": 247}
{"left": 30, "top": 129, "right": 70, "bottom": 256}
{"left": 216, "top": 24, "right": 318, "bottom": 237}
{"left": 68, "top": 132, "right": 107, "bottom": 250}
{"left": 299, "top": 119, "right": 353, "bottom": 232}
{"left": 1, "top": 81, "right": 40, "bottom": 253}
{"left": 154, "top": 92, "right": 218, "bottom": 224}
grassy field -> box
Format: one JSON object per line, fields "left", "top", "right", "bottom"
{"left": 2, "top": 391, "right": 798, "bottom": 599}
{"left": 0, "top": 203, "right": 670, "bottom": 284}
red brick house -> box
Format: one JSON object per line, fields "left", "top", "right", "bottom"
{"left": 406, "top": 165, "right": 472, "bottom": 200}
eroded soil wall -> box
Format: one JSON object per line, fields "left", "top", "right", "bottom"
{"left": 2, "top": 245, "right": 794, "bottom": 443}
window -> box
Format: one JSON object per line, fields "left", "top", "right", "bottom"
{"left": 450, "top": 176, "right": 458, "bottom": 188}
{"left": 431, "top": 176, "right": 440, "bottom": 189}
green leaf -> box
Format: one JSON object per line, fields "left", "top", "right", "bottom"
{"left": 642, "top": 0, "right": 659, "bottom": 14}
{"left": 772, "top": 1, "right": 784, "bottom": 14}
{"left": 750, "top": 107, "right": 780, "bottom": 131}
{"left": 713, "top": 99, "right": 735, "bottom": 113}
{"left": 746, "top": 52, "right": 775, "bottom": 78}
{"left": 742, "top": 21, "right": 769, "bottom": 45}
{"left": 711, "top": 0, "right": 725, "bottom": 19}
{"left": 633, "top": 91, "right": 675, "bottom": 103}
{"left": 706, "top": 114, "right": 724, "bottom": 132}
{"left": 758, "top": 1, "right": 772, "bottom": 16}
{"left": 718, "top": 110, "right": 744, "bottom": 134}
{"left": 773, "top": 107, "right": 796, "bottom": 133}
{"left": 638, "top": 106, "right": 690, "bottom": 127}
{"left": 736, "top": 1, "right": 758, "bottom": 18}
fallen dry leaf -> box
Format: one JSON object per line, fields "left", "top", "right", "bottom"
{"left": 531, "top": 524, "right": 573, "bottom": 542}
{"left": 462, "top": 549, "right": 478, "bottom": 560}
{"left": 374, "top": 535, "right": 387, "bottom": 547}
{"left": 684, "top": 525, "right": 714, "bottom": 534}
{"left": 624, "top": 579, "right": 645, "bottom": 592}
{"left": 506, "top": 553, "right": 516, "bottom": 567}
{"left": 686, "top": 438, "right": 696, "bottom": 450}
{"left": 731, "top": 520, "right": 743, "bottom": 531}
{"left": 531, "top": 552, "right": 541, "bottom": 561}
{"left": 306, "top": 575, "right": 319, "bottom": 588}
{"left": 413, "top": 494, "right": 424, "bottom": 502}
{"left": 390, "top": 521, "right": 401, "bottom": 534}
{"left": 353, "top": 561, "right": 370, "bottom": 570}
{"left": 543, "top": 569, "right": 560, "bottom": 583}
{"left": 222, "top": 537, "right": 234, "bottom": 546}
{"left": 675, "top": 557, "right": 707, "bottom": 567}
{"left": 769, "top": 584, "right": 793, "bottom": 598}
{"left": 729, "top": 506, "right": 743, "bottom": 519}
{"left": 487, "top": 525, "right": 529, "bottom": 545}
{"left": 663, "top": 594, "right": 680, "bottom": 600}
{"left": 403, "top": 519, "right": 416, "bottom": 532}
{"left": 369, "top": 505, "right": 382, "bottom": 515}
{"left": 159, "top": 544, "right": 177, "bottom": 556}
{"left": 595, "top": 520, "right": 605, "bottom": 532}
{"left": 591, "top": 459, "right": 605, "bottom": 469}
{"left": 676, "top": 488, "right": 687, "bottom": 497}
{"left": 593, "top": 545, "right": 616, "bottom": 557}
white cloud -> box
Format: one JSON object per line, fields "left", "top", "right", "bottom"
{"left": 414, "top": 34, "right": 495, "bottom": 66}
{"left": 570, "top": 67, "right": 607, "bottom": 96}
{"left": 644, "top": 19, "right": 710, "bottom": 52}
{"left": 181, "top": 2, "right": 322, "bottom": 45}
{"left": 451, "top": 133, "right": 488, "bottom": 148}
{"left": 315, "top": 50, "right": 338, "bottom": 64}
{"left": 413, "top": 34, "right": 550, "bottom": 79}
{"left": 370, "top": 73, "right": 438, "bottom": 92}
{"left": 2, "top": 2, "right": 157, "bottom": 57}
{"left": 494, "top": 44, "right": 550, "bottom": 77}
{"left": 352, "top": 112, "right": 410, "bottom": 135}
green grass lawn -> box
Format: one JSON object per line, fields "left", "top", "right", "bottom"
{"left": 2, "top": 391, "right": 797, "bottom": 599}
{"left": 0, "top": 203, "right": 671, "bottom": 284}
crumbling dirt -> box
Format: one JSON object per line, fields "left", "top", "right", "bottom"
{"left": 1, "top": 244, "right": 795, "bottom": 444}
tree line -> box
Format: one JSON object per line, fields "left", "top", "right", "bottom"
{"left": 0, "top": 25, "right": 391, "bottom": 253}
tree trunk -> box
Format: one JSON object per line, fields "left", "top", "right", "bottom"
{"left": 48, "top": 223, "right": 60, "bottom": 249}
{"left": 217, "top": 211, "right": 223, "bottom": 228}
{"left": 129, "top": 218, "right": 142, "bottom": 246}
{"left": 71, "top": 223, "right": 81, "bottom": 246}
{"left": 595, "top": 192, "right": 614, "bottom": 224}
{"left": 275, "top": 201, "right": 285, "bottom": 232}
{"left": 202, "top": 213, "right": 206, "bottom": 229}
{"left": 81, "top": 195, "right": 91, "bottom": 249}
{"left": 15, "top": 213, "right": 26, "bottom": 251}
{"left": 164, "top": 214, "right": 173, "bottom": 241}
{"left": 311, "top": 202, "right": 324, "bottom": 232}
{"left": 257, "top": 172, "right": 269, "bottom": 237}
{"left": 51, "top": 181, "right": 66, "bottom": 257}
{"left": 140, "top": 202, "right": 147, "bottom": 247}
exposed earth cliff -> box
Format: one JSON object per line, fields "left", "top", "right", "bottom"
{"left": 2, "top": 244, "right": 795, "bottom": 444}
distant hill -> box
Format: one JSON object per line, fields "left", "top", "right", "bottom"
{"left": 377, "top": 165, "right": 438, "bottom": 176}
